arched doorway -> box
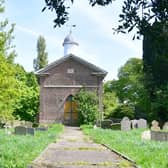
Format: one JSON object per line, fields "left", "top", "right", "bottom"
{"left": 64, "top": 95, "right": 78, "bottom": 125}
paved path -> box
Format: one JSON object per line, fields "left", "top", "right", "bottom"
{"left": 30, "top": 127, "right": 135, "bottom": 168}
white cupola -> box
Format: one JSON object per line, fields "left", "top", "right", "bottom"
{"left": 63, "top": 30, "right": 79, "bottom": 56}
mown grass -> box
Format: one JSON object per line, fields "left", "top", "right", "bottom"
{"left": 0, "top": 124, "right": 63, "bottom": 168}
{"left": 81, "top": 125, "right": 168, "bottom": 168}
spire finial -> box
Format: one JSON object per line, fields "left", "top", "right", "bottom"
{"left": 66, "top": 24, "right": 76, "bottom": 34}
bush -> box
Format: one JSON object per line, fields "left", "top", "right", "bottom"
{"left": 110, "top": 104, "right": 135, "bottom": 119}
{"left": 74, "top": 89, "right": 98, "bottom": 125}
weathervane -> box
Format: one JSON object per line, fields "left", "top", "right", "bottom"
{"left": 66, "top": 24, "right": 76, "bottom": 33}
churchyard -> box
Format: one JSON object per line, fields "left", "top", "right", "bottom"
{"left": 0, "top": 124, "right": 63, "bottom": 168}
{"left": 81, "top": 119, "right": 168, "bottom": 168}
{"left": 0, "top": 118, "right": 168, "bottom": 168}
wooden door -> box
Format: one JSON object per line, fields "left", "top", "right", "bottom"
{"left": 64, "top": 95, "right": 78, "bottom": 125}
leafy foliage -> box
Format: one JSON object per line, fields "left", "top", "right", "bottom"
{"left": 34, "top": 35, "right": 48, "bottom": 71}
{"left": 143, "top": 22, "right": 168, "bottom": 123}
{"left": 103, "top": 58, "right": 148, "bottom": 119}
{"left": 74, "top": 89, "right": 98, "bottom": 125}
{"left": 0, "top": 1, "right": 39, "bottom": 123}
{"left": 0, "top": 0, "right": 19, "bottom": 122}
{"left": 42, "top": 0, "right": 114, "bottom": 27}
{"left": 111, "top": 104, "right": 135, "bottom": 119}
{"left": 13, "top": 68, "right": 39, "bottom": 122}
{"left": 116, "top": 58, "right": 146, "bottom": 108}
{"left": 115, "top": 0, "right": 168, "bottom": 38}
{"left": 0, "top": 55, "right": 18, "bottom": 122}
{"left": 103, "top": 91, "right": 118, "bottom": 119}
{"left": 150, "top": 85, "right": 168, "bottom": 124}
{"left": 42, "top": 0, "right": 168, "bottom": 32}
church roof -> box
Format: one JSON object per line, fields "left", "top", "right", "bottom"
{"left": 36, "top": 54, "right": 107, "bottom": 77}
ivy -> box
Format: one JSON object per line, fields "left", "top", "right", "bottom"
{"left": 74, "top": 89, "right": 98, "bottom": 125}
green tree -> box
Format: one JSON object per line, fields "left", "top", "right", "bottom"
{"left": 0, "top": 1, "right": 40, "bottom": 123}
{"left": 0, "top": 55, "right": 18, "bottom": 122}
{"left": 117, "top": 0, "right": 168, "bottom": 123}
{"left": 74, "top": 89, "right": 98, "bottom": 125}
{"left": 103, "top": 91, "right": 118, "bottom": 119}
{"left": 34, "top": 35, "right": 48, "bottom": 71}
{"left": 13, "top": 65, "right": 39, "bottom": 122}
{"left": 0, "top": 0, "right": 18, "bottom": 122}
{"left": 106, "top": 58, "right": 148, "bottom": 119}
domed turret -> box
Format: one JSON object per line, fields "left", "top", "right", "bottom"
{"left": 63, "top": 31, "right": 79, "bottom": 56}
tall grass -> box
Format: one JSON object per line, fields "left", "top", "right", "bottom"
{"left": 82, "top": 126, "right": 168, "bottom": 168}
{"left": 0, "top": 124, "right": 63, "bottom": 168}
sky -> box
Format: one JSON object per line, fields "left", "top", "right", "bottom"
{"left": 4, "top": 0, "right": 142, "bottom": 81}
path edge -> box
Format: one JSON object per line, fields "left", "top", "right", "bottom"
{"left": 101, "top": 144, "right": 141, "bottom": 168}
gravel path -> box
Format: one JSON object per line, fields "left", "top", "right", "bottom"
{"left": 29, "top": 127, "right": 135, "bottom": 168}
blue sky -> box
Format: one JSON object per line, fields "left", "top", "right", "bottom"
{"left": 4, "top": 0, "right": 142, "bottom": 81}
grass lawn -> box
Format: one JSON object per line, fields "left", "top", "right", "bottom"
{"left": 0, "top": 124, "right": 63, "bottom": 168}
{"left": 81, "top": 125, "right": 168, "bottom": 168}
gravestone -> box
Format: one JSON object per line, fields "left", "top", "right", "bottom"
{"left": 101, "top": 120, "right": 112, "bottom": 129}
{"left": 12, "top": 120, "right": 21, "bottom": 127}
{"left": 25, "top": 121, "right": 33, "bottom": 128}
{"left": 131, "top": 120, "right": 138, "bottom": 129}
{"left": 151, "top": 120, "right": 160, "bottom": 131}
{"left": 15, "top": 126, "right": 27, "bottom": 135}
{"left": 141, "top": 130, "right": 151, "bottom": 140}
{"left": 36, "top": 127, "right": 48, "bottom": 131}
{"left": 4, "top": 124, "right": 12, "bottom": 135}
{"left": 121, "top": 117, "right": 131, "bottom": 131}
{"left": 163, "top": 122, "right": 168, "bottom": 130}
{"left": 27, "top": 128, "right": 35, "bottom": 136}
{"left": 137, "top": 119, "right": 147, "bottom": 129}
{"left": 151, "top": 131, "right": 168, "bottom": 141}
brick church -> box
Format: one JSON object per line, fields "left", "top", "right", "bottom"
{"left": 37, "top": 31, "right": 107, "bottom": 125}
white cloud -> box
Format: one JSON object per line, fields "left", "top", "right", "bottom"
{"left": 74, "top": 1, "right": 142, "bottom": 56}
{"left": 15, "top": 25, "right": 60, "bottom": 47}
{"left": 16, "top": 25, "right": 39, "bottom": 38}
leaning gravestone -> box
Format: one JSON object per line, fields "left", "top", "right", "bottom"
{"left": 27, "top": 128, "right": 35, "bottom": 136}
{"left": 121, "top": 117, "right": 131, "bottom": 131}
{"left": 15, "top": 126, "right": 27, "bottom": 135}
{"left": 163, "top": 122, "right": 168, "bottom": 130}
{"left": 131, "top": 119, "right": 138, "bottom": 129}
{"left": 137, "top": 119, "right": 147, "bottom": 129}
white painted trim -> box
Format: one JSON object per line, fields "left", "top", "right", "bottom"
{"left": 43, "top": 85, "right": 98, "bottom": 88}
